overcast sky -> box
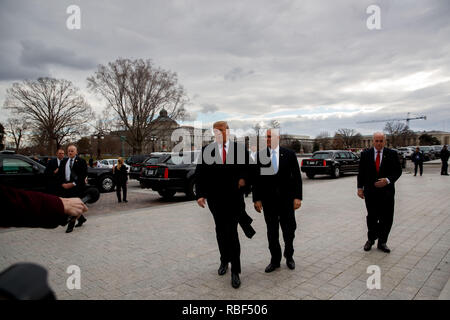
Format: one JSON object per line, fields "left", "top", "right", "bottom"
{"left": 1, "top": 0, "right": 449, "bottom": 137}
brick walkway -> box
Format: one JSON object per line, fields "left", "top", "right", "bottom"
{"left": 0, "top": 164, "right": 449, "bottom": 300}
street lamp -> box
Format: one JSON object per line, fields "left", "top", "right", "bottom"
{"left": 95, "top": 133, "right": 105, "bottom": 159}
{"left": 150, "top": 135, "right": 157, "bottom": 152}
{"left": 120, "top": 135, "right": 126, "bottom": 157}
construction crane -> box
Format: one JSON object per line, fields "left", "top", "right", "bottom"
{"left": 357, "top": 112, "right": 426, "bottom": 127}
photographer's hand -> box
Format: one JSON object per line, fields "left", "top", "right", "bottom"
{"left": 60, "top": 198, "right": 88, "bottom": 217}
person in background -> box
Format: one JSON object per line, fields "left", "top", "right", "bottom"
{"left": 57, "top": 144, "right": 88, "bottom": 233}
{"left": 45, "top": 148, "right": 65, "bottom": 194}
{"left": 411, "top": 147, "right": 425, "bottom": 176}
{"left": 113, "top": 157, "right": 128, "bottom": 203}
{"left": 441, "top": 145, "right": 449, "bottom": 175}
{"left": 88, "top": 157, "right": 94, "bottom": 168}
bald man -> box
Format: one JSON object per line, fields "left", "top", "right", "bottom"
{"left": 57, "top": 144, "right": 88, "bottom": 233}
{"left": 357, "top": 132, "right": 402, "bottom": 253}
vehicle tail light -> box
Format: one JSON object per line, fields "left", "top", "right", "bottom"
{"left": 164, "top": 168, "right": 168, "bottom": 179}
{"left": 145, "top": 165, "right": 158, "bottom": 169}
{"left": 323, "top": 160, "right": 326, "bottom": 166}
{"left": 301, "top": 160, "right": 304, "bottom": 166}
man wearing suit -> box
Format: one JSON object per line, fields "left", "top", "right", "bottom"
{"left": 195, "top": 121, "right": 253, "bottom": 288}
{"left": 357, "top": 132, "right": 402, "bottom": 253}
{"left": 411, "top": 147, "right": 425, "bottom": 176}
{"left": 44, "top": 148, "right": 65, "bottom": 195}
{"left": 253, "top": 129, "right": 302, "bottom": 273}
{"left": 57, "top": 144, "right": 88, "bottom": 233}
{"left": 441, "top": 145, "right": 449, "bottom": 175}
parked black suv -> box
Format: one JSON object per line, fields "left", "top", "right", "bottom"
{"left": 0, "top": 151, "right": 114, "bottom": 193}
{"left": 301, "top": 150, "right": 360, "bottom": 179}
{"left": 139, "top": 151, "right": 199, "bottom": 199}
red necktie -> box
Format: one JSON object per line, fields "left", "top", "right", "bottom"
{"left": 222, "top": 144, "right": 226, "bottom": 164}
{"left": 375, "top": 151, "right": 380, "bottom": 173}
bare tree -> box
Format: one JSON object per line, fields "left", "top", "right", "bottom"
{"left": 0, "top": 123, "right": 5, "bottom": 150}
{"left": 335, "top": 128, "right": 362, "bottom": 148}
{"left": 384, "top": 121, "right": 416, "bottom": 147}
{"left": 6, "top": 118, "right": 29, "bottom": 153}
{"left": 4, "top": 77, "right": 93, "bottom": 154}
{"left": 87, "top": 58, "right": 188, "bottom": 154}
{"left": 315, "top": 131, "right": 332, "bottom": 150}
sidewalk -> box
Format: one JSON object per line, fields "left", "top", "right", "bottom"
{"left": 0, "top": 168, "right": 449, "bottom": 300}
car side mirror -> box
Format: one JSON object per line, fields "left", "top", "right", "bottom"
{"left": 32, "top": 165, "right": 40, "bottom": 173}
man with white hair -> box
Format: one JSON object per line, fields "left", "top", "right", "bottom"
{"left": 357, "top": 132, "right": 402, "bottom": 253}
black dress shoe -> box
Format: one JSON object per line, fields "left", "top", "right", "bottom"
{"left": 377, "top": 243, "right": 391, "bottom": 253}
{"left": 218, "top": 263, "right": 228, "bottom": 276}
{"left": 66, "top": 219, "right": 75, "bottom": 233}
{"left": 124, "top": 200, "right": 128, "bottom": 203}
{"left": 265, "top": 263, "right": 280, "bottom": 273}
{"left": 364, "top": 240, "right": 374, "bottom": 251}
{"left": 231, "top": 273, "right": 241, "bottom": 289}
{"left": 286, "top": 258, "right": 295, "bottom": 270}
{"left": 75, "top": 215, "right": 87, "bottom": 227}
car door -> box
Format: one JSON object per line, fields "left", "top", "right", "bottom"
{"left": 336, "top": 152, "right": 348, "bottom": 172}
{"left": 0, "top": 157, "right": 45, "bottom": 191}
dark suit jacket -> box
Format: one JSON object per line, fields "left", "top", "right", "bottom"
{"left": 357, "top": 148, "right": 402, "bottom": 195}
{"left": 44, "top": 158, "right": 62, "bottom": 194}
{"left": 252, "top": 147, "right": 302, "bottom": 203}
{"left": 411, "top": 151, "right": 425, "bottom": 163}
{"left": 195, "top": 141, "right": 250, "bottom": 201}
{"left": 57, "top": 156, "right": 88, "bottom": 195}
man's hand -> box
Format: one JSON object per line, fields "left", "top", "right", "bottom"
{"left": 254, "top": 201, "right": 262, "bottom": 213}
{"left": 60, "top": 198, "right": 88, "bottom": 217}
{"left": 53, "top": 168, "right": 59, "bottom": 174}
{"left": 293, "top": 199, "right": 302, "bottom": 210}
{"left": 357, "top": 189, "right": 365, "bottom": 199}
{"left": 197, "top": 197, "right": 206, "bottom": 208}
{"left": 374, "top": 178, "right": 388, "bottom": 188}
{"left": 62, "top": 183, "right": 75, "bottom": 189}
{"left": 238, "top": 178, "right": 246, "bottom": 189}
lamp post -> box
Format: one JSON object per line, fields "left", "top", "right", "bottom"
{"left": 95, "top": 133, "right": 105, "bottom": 159}
{"left": 120, "top": 135, "right": 126, "bottom": 157}
{"left": 150, "top": 135, "right": 157, "bottom": 152}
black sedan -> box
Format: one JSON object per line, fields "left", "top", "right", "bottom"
{"left": 301, "top": 150, "right": 360, "bottom": 179}
{"left": 139, "top": 151, "right": 199, "bottom": 199}
{"left": 0, "top": 151, "right": 114, "bottom": 193}
{"left": 129, "top": 153, "right": 170, "bottom": 180}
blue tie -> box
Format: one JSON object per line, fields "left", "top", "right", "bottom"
{"left": 272, "top": 150, "right": 278, "bottom": 173}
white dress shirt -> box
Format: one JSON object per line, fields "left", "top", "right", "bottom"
{"left": 218, "top": 140, "right": 230, "bottom": 161}
{"left": 65, "top": 156, "right": 76, "bottom": 184}
{"left": 373, "top": 147, "right": 390, "bottom": 184}
{"left": 269, "top": 145, "right": 280, "bottom": 170}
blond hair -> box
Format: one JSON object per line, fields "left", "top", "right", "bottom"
{"left": 117, "top": 157, "right": 124, "bottom": 170}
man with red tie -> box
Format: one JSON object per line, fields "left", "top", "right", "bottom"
{"left": 195, "top": 121, "right": 252, "bottom": 289}
{"left": 357, "top": 132, "right": 402, "bottom": 253}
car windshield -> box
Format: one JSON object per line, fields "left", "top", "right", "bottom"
{"left": 312, "top": 152, "right": 333, "bottom": 159}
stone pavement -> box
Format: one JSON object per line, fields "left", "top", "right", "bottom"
{"left": 0, "top": 166, "right": 449, "bottom": 300}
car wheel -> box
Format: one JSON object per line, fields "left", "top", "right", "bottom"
{"left": 99, "top": 175, "right": 115, "bottom": 193}
{"left": 185, "top": 179, "right": 197, "bottom": 199}
{"left": 331, "top": 166, "right": 340, "bottom": 179}
{"left": 158, "top": 190, "right": 176, "bottom": 199}
{"left": 306, "top": 173, "right": 315, "bottom": 179}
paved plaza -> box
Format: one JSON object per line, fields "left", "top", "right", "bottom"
{"left": 1, "top": 162, "right": 449, "bottom": 300}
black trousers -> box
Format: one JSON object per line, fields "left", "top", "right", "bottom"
{"left": 116, "top": 183, "right": 127, "bottom": 201}
{"left": 442, "top": 160, "right": 448, "bottom": 174}
{"left": 262, "top": 198, "right": 297, "bottom": 265}
{"left": 364, "top": 190, "right": 394, "bottom": 244}
{"left": 414, "top": 162, "right": 423, "bottom": 175}
{"left": 208, "top": 198, "right": 241, "bottom": 274}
